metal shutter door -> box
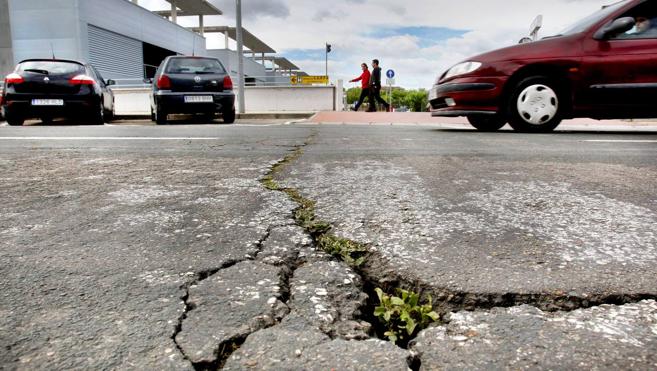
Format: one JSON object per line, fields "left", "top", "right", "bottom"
{"left": 87, "top": 25, "right": 143, "bottom": 80}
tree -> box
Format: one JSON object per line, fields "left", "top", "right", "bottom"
{"left": 346, "top": 88, "right": 362, "bottom": 105}
{"left": 345, "top": 87, "right": 428, "bottom": 112}
{"left": 406, "top": 89, "right": 429, "bottom": 112}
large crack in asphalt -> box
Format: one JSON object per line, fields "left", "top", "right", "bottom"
{"left": 255, "top": 131, "right": 657, "bottom": 368}
{"left": 172, "top": 131, "right": 656, "bottom": 370}
{"left": 258, "top": 133, "right": 422, "bottom": 369}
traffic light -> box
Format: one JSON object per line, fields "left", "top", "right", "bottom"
{"left": 326, "top": 44, "right": 332, "bottom": 53}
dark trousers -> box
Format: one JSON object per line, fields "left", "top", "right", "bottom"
{"left": 370, "top": 86, "right": 390, "bottom": 110}
{"left": 354, "top": 88, "right": 372, "bottom": 111}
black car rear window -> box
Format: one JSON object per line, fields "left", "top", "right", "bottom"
{"left": 17, "top": 61, "right": 85, "bottom": 76}
{"left": 165, "top": 58, "right": 226, "bottom": 74}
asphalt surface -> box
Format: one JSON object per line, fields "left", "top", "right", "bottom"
{"left": 1, "top": 119, "right": 656, "bottom": 370}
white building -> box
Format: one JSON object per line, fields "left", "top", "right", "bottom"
{"left": 1, "top": 0, "right": 303, "bottom": 85}
{"left": 0, "top": 0, "right": 209, "bottom": 81}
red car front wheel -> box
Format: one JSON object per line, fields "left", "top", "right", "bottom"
{"left": 507, "top": 76, "right": 564, "bottom": 133}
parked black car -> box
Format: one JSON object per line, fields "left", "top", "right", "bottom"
{"left": 1, "top": 59, "right": 115, "bottom": 126}
{"left": 150, "top": 56, "right": 236, "bottom": 124}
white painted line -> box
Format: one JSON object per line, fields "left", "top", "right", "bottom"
{"left": 236, "top": 123, "right": 286, "bottom": 127}
{"left": 581, "top": 140, "right": 657, "bottom": 143}
{"left": 0, "top": 137, "right": 220, "bottom": 140}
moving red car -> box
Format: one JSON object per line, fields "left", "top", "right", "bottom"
{"left": 430, "top": 0, "right": 657, "bottom": 132}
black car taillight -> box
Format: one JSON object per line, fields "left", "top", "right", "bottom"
{"left": 69, "top": 75, "right": 96, "bottom": 85}
{"left": 5, "top": 73, "right": 24, "bottom": 85}
{"left": 223, "top": 76, "right": 233, "bottom": 90}
{"left": 157, "top": 75, "right": 171, "bottom": 89}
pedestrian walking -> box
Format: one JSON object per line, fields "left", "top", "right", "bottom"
{"left": 370, "top": 59, "right": 391, "bottom": 112}
{"left": 350, "top": 63, "right": 373, "bottom": 112}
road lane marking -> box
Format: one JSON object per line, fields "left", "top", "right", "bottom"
{"left": 581, "top": 140, "right": 657, "bottom": 143}
{"left": 0, "top": 137, "right": 221, "bottom": 140}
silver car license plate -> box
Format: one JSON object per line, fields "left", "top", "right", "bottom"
{"left": 184, "top": 96, "right": 213, "bottom": 103}
{"left": 32, "top": 99, "right": 64, "bottom": 106}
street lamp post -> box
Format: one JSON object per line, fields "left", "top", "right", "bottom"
{"left": 325, "top": 43, "right": 331, "bottom": 86}
{"left": 236, "top": 0, "right": 245, "bottom": 114}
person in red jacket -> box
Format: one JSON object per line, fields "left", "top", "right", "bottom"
{"left": 350, "top": 63, "right": 375, "bottom": 112}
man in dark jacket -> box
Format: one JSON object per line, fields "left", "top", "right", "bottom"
{"left": 370, "top": 59, "right": 391, "bottom": 112}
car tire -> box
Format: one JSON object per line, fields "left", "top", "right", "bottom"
{"left": 104, "top": 106, "right": 114, "bottom": 123}
{"left": 155, "top": 104, "right": 168, "bottom": 125}
{"left": 467, "top": 115, "right": 506, "bottom": 132}
{"left": 223, "top": 109, "right": 236, "bottom": 124}
{"left": 202, "top": 112, "right": 216, "bottom": 123}
{"left": 507, "top": 76, "right": 564, "bottom": 133}
{"left": 6, "top": 112, "right": 24, "bottom": 126}
{"left": 90, "top": 102, "right": 105, "bottom": 125}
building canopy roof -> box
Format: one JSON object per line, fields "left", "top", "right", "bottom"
{"left": 272, "top": 57, "right": 299, "bottom": 71}
{"left": 192, "top": 26, "right": 276, "bottom": 54}
{"left": 162, "top": 0, "right": 222, "bottom": 16}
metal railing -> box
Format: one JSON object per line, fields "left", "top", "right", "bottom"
{"left": 240, "top": 76, "right": 334, "bottom": 88}
{"left": 109, "top": 76, "right": 333, "bottom": 89}
{"left": 111, "top": 78, "right": 152, "bottom": 89}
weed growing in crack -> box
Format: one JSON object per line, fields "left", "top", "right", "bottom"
{"left": 318, "top": 235, "right": 368, "bottom": 267}
{"left": 259, "top": 146, "right": 368, "bottom": 268}
{"left": 374, "top": 288, "right": 439, "bottom": 346}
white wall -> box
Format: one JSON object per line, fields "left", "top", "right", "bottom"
{"left": 7, "top": 0, "right": 206, "bottom": 65}
{"left": 113, "top": 88, "right": 152, "bottom": 116}
{"left": 241, "top": 86, "right": 335, "bottom": 112}
{"left": 111, "top": 85, "right": 338, "bottom": 115}
{"left": 8, "top": 0, "right": 82, "bottom": 63}
{"left": 78, "top": 0, "right": 206, "bottom": 58}
{"left": 0, "top": 0, "right": 15, "bottom": 76}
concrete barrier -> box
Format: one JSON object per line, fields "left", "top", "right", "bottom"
{"left": 113, "top": 88, "right": 152, "bottom": 116}
{"left": 111, "top": 84, "right": 341, "bottom": 116}
{"left": 242, "top": 86, "right": 335, "bottom": 112}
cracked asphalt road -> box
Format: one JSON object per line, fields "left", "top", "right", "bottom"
{"left": 1, "top": 121, "right": 656, "bottom": 370}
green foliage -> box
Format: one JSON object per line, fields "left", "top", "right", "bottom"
{"left": 405, "top": 89, "right": 429, "bottom": 112}
{"left": 318, "top": 235, "right": 368, "bottom": 266}
{"left": 345, "top": 87, "right": 428, "bottom": 112}
{"left": 346, "top": 87, "right": 362, "bottom": 105}
{"left": 374, "top": 288, "right": 440, "bottom": 344}
{"left": 261, "top": 140, "right": 368, "bottom": 268}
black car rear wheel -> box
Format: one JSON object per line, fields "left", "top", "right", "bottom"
{"left": 467, "top": 115, "right": 506, "bottom": 132}
{"left": 155, "top": 105, "right": 168, "bottom": 125}
{"left": 90, "top": 102, "right": 105, "bottom": 125}
{"left": 223, "top": 109, "right": 236, "bottom": 124}
{"left": 6, "top": 113, "right": 24, "bottom": 126}
{"left": 104, "top": 106, "right": 114, "bottom": 123}
{"left": 202, "top": 112, "right": 216, "bottom": 123}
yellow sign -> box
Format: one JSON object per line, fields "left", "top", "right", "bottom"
{"left": 302, "top": 75, "right": 329, "bottom": 85}
{"left": 290, "top": 76, "right": 328, "bottom": 85}
{"left": 291, "top": 75, "right": 329, "bottom": 85}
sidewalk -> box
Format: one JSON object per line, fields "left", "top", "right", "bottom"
{"left": 310, "top": 112, "right": 657, "bottom": 131}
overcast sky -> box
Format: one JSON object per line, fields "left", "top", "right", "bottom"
{"left": 139, "top": 0, "right": 614, "bottom": 89}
